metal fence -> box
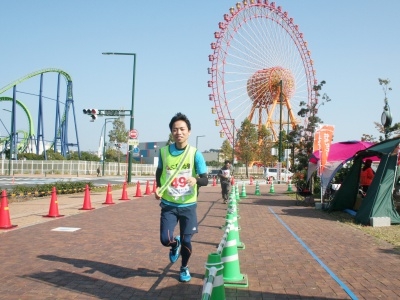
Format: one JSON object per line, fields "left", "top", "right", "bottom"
{"left": 0, "top": 160, "right": 156, "bottom": 177}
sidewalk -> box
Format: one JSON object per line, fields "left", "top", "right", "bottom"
{"left": 0, "top": 182, "right": 399, "bottom": 299}
{"left": 2, "top": 177, "right": 150, "bottom": 229}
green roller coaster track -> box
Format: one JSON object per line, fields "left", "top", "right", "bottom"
{"left": 0, "top": 68, "right": 72, "bottom": 95}
{"left": 0, "top": 68, "right": 73, "bottom": 155}
{"left": 0, "top": 97, "right": 34, "bottom": 153}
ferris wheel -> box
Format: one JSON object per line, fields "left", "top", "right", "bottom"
{"left": 208, "top": 1, "right": 317, "bottom": 145}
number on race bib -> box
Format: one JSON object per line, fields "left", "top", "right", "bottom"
{"left": 171, "top": 177, "right": 187, "bottom": 188}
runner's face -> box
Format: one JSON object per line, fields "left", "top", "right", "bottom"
{"left": 172, "top": 120, "right": 190, "bottom": 145}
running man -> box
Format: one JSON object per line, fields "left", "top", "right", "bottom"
{"left": 155, "top": 112, "right": 208, "bottom": 282}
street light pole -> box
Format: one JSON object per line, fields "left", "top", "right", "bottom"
{"left": 196, "top": 135, "right": 205, "bottom": 149}
{"left": 231, "top": 120, "right": 235, "bottom": 165}
{"left": 278, "top": 80, "right": 284, "bottom": 183}
{"left": 102, "top": 52, "right": 136, "bottom": 183}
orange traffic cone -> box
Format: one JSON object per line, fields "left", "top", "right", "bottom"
{"left": 249, "top": 176, "right": 254, "bottom": 185}
{"left": 0, "top": 190, "right": 17, "bottom": 229}
{"left": 144, "top": 180, "right": 151, "bottom": 195}
{"left": 103, "top": 183, "right": 115, "bottom": 204}
{"left": 231, "top": 176, "right": 235, "bottom": 185}
{"left": 152, "top": 180, "right": 157, "bottom": 193}
{"left": 134, "top": 181, "right": 143, "bottom": 197}
{"left": 119, "top": 181, "right": 130, "bottom": 200}
{"left": 44, "top": 187, "right": 64, "bottom": 218}
{"left": 80, "top": 184, "right": 95, "bottom": 210}
{"left": 212, "top": 176, "right": 217, "bottom": 186}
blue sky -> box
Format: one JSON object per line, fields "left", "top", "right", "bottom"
{"left": 1, "top": 0, "right": 400, "bottom": 154}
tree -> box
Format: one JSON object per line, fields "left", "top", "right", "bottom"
{"left": 377, "top": 78, "right": 399, "bottom": 140}
{"left": 235, "top": 118, "right": 258, "bottom": 177}
{"left": 258, "top": 124, "right": 274, "bottom": 167}
{"left": 361, "top": 133, "right": 378, "bottom": 143}
{"left": 108, "top": 118, "right": 128, "bottom": 144}
{"left": 69, "top": 151, "right": 99, "bottom": 161}
{"left": 108, "top": 118, "right": 128, "bottom": 175}
{"left": 290, "top": 80, "right": 331, "bottom": 191}
{"left": 220, "top": 139, "right": 232, "bottom": 162}
{"left": 45, "top": 149, "right": 66, "bottom": 160}
{"left": 104, "top": 148, "right": 120, "bottom": 162}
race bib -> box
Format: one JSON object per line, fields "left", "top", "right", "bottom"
{"left": 222, "top": 169, "right": 231, "bottom": 178}
{"left": 166, "top": 169, "right": 194, "bottom": 200}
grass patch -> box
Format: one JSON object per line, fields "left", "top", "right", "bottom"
{"left": 327, "top": 210, "right": 400, "bottom": 250}
{"left": 288, "top": 191, "right": 400, "bottom": 250}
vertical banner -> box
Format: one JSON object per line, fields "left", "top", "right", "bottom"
{"left": 312, "top": 130, "right": 321, "bottom": 153}
{"left": 313, "top": 125, "right": 335, "bottom": 175}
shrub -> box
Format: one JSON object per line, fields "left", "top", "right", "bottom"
{"left": 6, "top": 181, "right": 95, "bottom": 197}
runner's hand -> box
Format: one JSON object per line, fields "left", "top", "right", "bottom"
{"left": 186, "top": 177, "right": 196, "bottom": 187}
{"left": 155, "top": 188, "right": 161, "bottom": 200}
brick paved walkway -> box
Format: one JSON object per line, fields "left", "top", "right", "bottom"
{"left": 0, "top": 182, "right": 399, "bottom": 299}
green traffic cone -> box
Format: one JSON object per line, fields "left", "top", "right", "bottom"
{"left": 228, "top": 189, "right": 239, "bottom": 214}
{"left": 228, "top": 201, "right": 244, "bottom": 249}
{"left": 221, "top": 194, "right": 237, "bottom": 230}
{"left": 269, "top": 182, "right": 275, "bottom": 194}
{"left": 228, "top": 189, "right": 236, "bottom": 204}
{"left": 240, "top": 182, "right": 247, "bottom": 198}
{"left": 203, "top": 253, "right": 225, "bottom": 300}
{"left": 255, "top": 181, "right": 261, "bottom": 196}
{"left": 221, "top": 216, "right": 248, "bottom": 287}
{"left": 235, "top": 184, "right": 240, "bottom": 201}
{"left": 287, "top": 180, "right": 293, "bottom": 192}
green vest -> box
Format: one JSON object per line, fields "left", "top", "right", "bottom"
{"left": 160, "top": 145, "right": 197, "bottom": 204}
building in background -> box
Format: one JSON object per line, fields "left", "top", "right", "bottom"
{"left": 135, "top": 141, "right": 168, "bottom": 165}
{"left": 202, "top": 151, "right": 220, "bottom": 163}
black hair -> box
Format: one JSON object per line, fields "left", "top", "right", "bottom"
{"left": 224, "top": 160, "right": 230, "bottom": 164}
{"left": 362, "top": 159, "right": 372, "bottom": 171}
{"left": 169, "top": 112, "right": 191, "bottom": 131}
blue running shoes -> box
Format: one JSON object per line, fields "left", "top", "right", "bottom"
{"left": 179, "top": 266, "right": 191, "bottom": 282}
{"left": 169, "top": 236, "right": 181, "bottom": 263}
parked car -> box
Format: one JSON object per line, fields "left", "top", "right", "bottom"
{"left": 264, "top": 167, "right": 293, "bottom": 181}
{"left": 208, "top": 169, "right": 220, "bottom": 179}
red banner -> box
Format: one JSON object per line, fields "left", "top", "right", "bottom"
{"left": 313, "top": 125, "right": 335, "bottom": 175}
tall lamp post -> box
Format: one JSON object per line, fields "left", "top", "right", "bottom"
{"left": 381, "top": 97, "right": 392, "bottom": 140}
{"left": 102, "top": 118, "right": 117, "bottom": 176}
{"left": 102, "top": 52, "right": 136, "bottom": 183}
{"left": 196, "top": 135, "right": 205, "bottom": 149}
{"left": 278, "top": 80, "right": 284, "bottom": 183}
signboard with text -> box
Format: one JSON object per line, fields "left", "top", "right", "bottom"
{"left": 128, "top": 139, "right": 139, "bottom": 146}
{"left": 97, "top": 109, "right": 131, "bottom": 117}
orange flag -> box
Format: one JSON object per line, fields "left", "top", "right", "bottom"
{"left": 313, "top": 125, "right": 335, "bottom": 175}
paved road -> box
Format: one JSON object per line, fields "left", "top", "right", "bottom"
{"left": 0, "top": 183, "right": 399, "bottom": 299}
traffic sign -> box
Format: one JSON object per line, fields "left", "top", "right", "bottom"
{"left": 128, "top": 139, "right": 139, "bottom": 146}
{"left": 132, "top": 147, "right": 140, "bottom": 157}
{"left": 97, "top": 109, "right": 131, "bottom": 117}
{"left": 129, "top": 129, "right": 138, "bottom": 139}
